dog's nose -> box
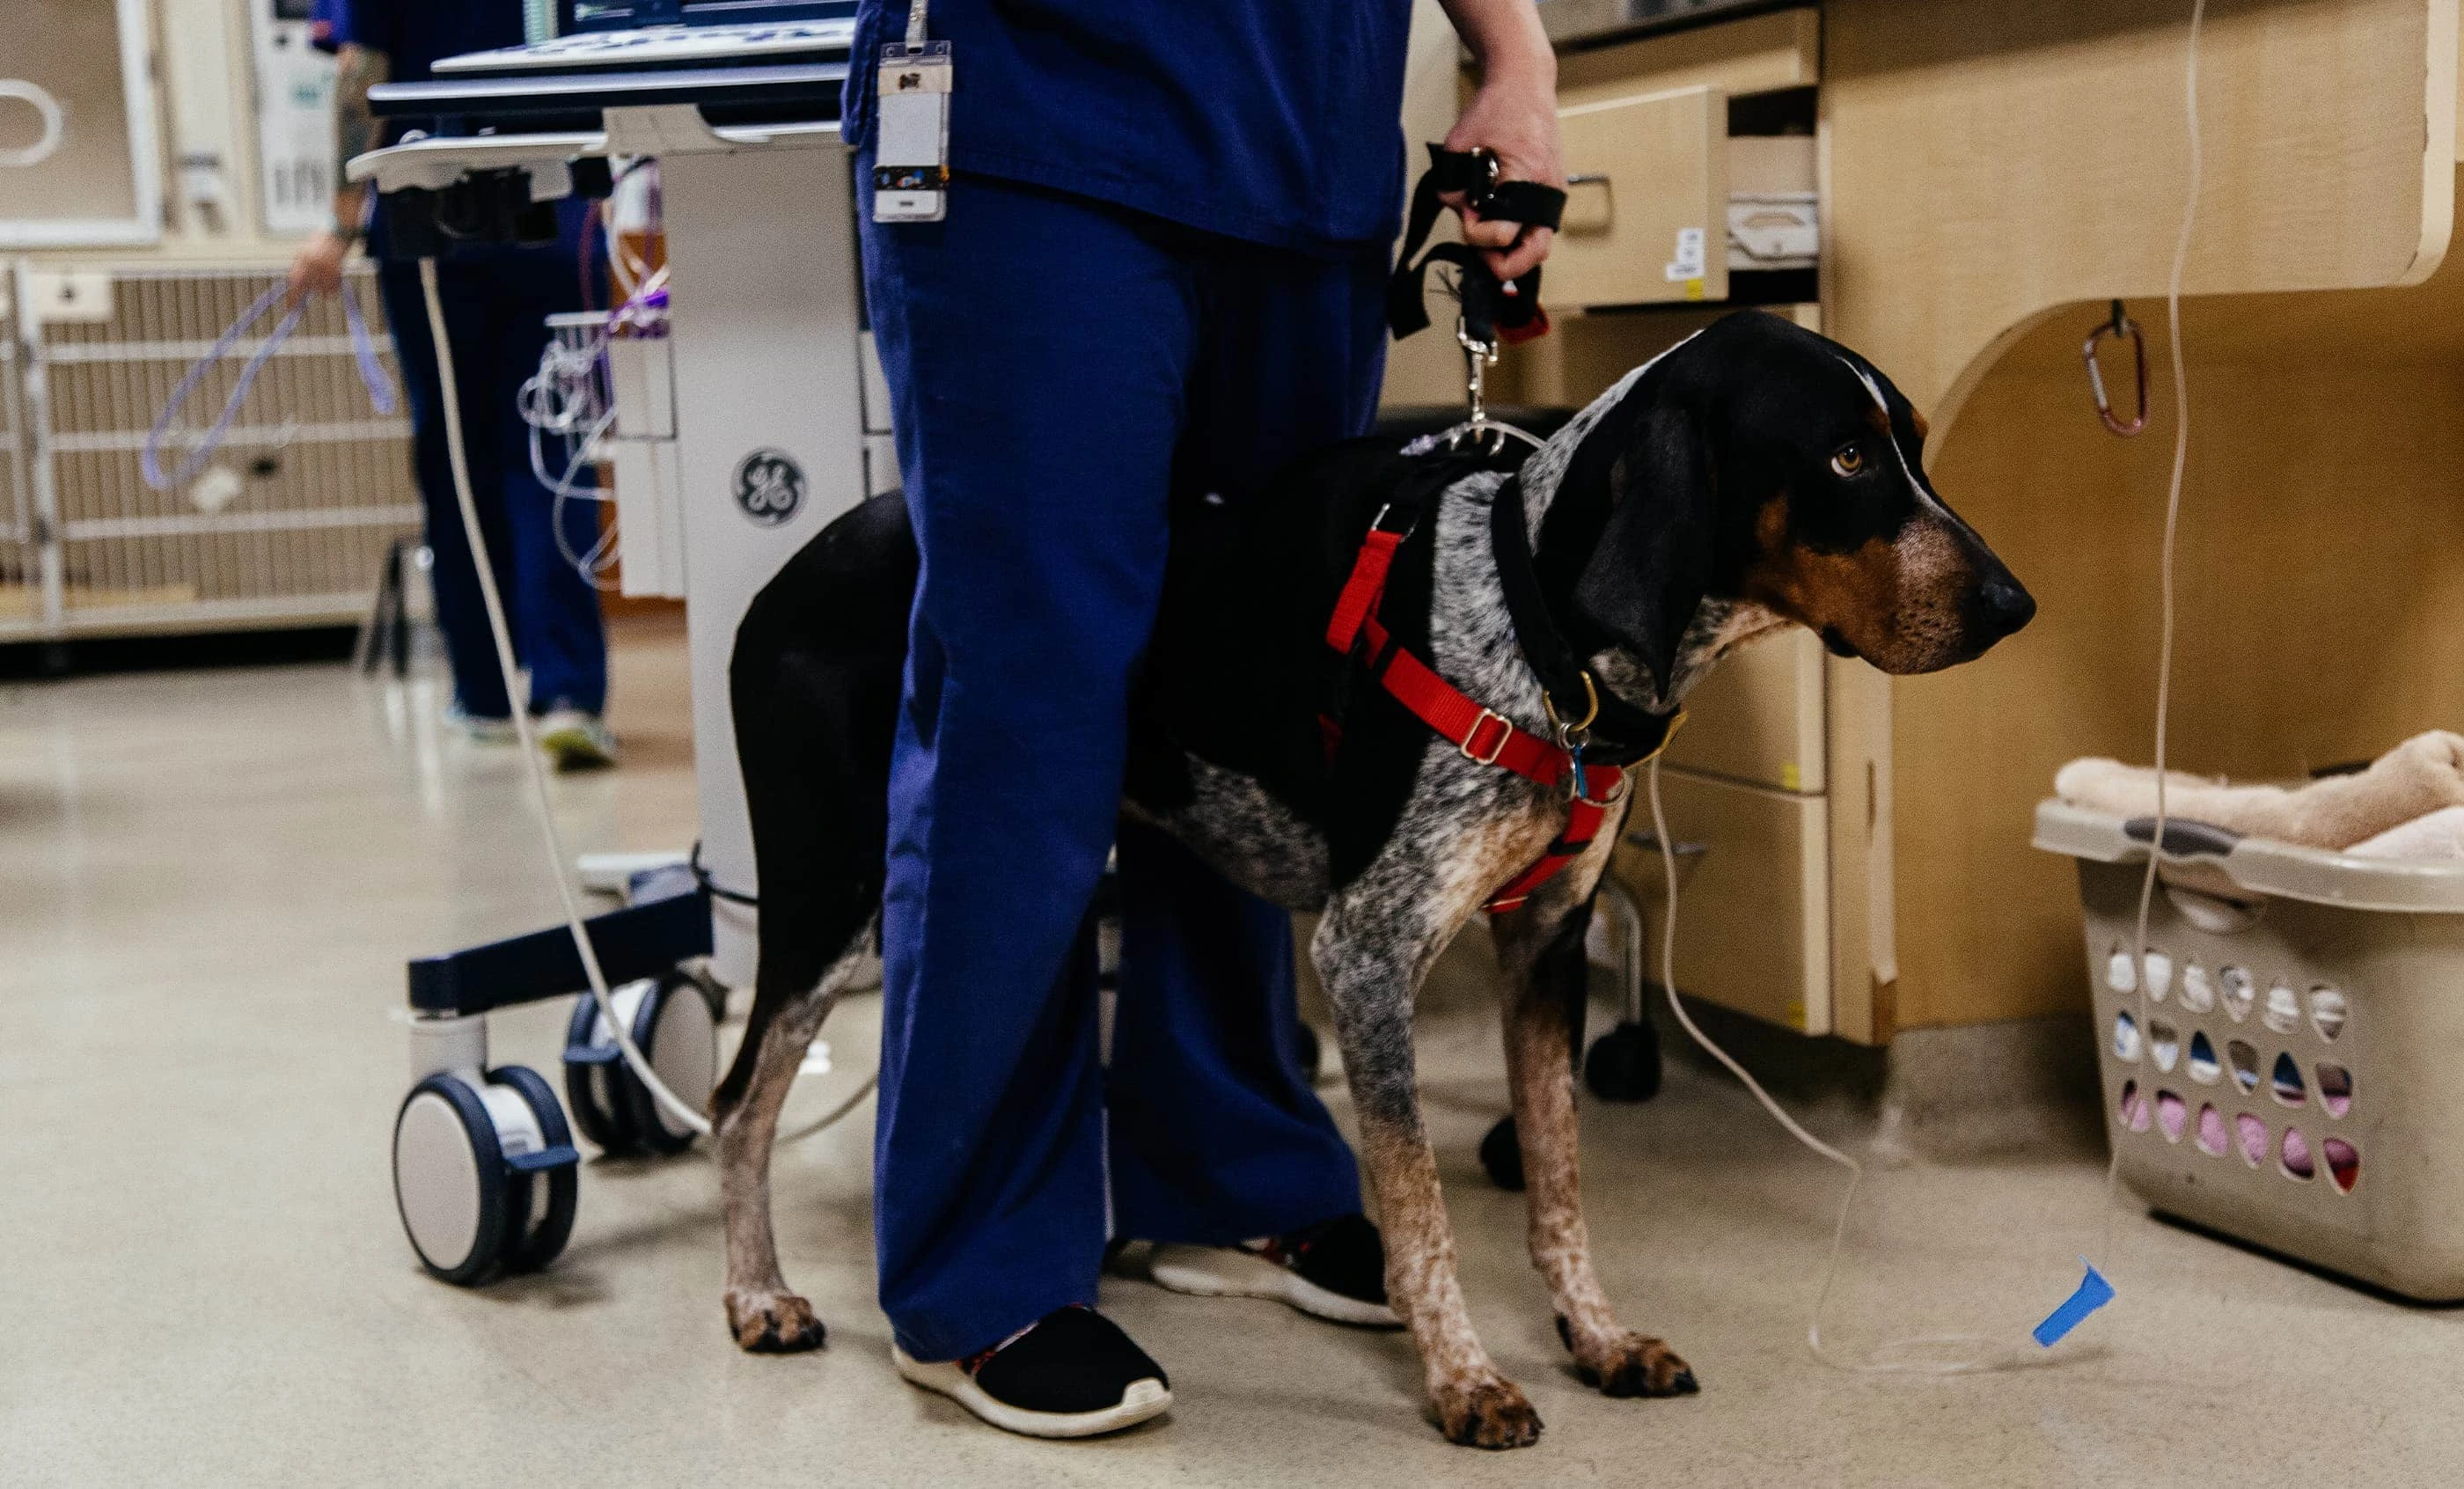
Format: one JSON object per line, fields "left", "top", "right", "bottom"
{"left": 1975, "top": 572, "right": 2036, "bottom": 640}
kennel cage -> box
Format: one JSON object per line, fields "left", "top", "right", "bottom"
{"left": 6, "top": 259, "right": 417, "bottom": 639}
{"left": 2037, "top": 797, "right": 2464, "bottom": 1300}
{"left": 0, "top": 291, "right": 35, "bottom": 641}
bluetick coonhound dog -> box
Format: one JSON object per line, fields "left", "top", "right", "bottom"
{"left": 709, "top": 310, "right": 2034, "bottom": 1447}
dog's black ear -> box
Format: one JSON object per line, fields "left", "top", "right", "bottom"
{"left": 1571, "top": 401, "right": 1716, "bottom": 698}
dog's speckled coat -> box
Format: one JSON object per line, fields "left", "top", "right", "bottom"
{"left": 712, "top": 311, "right": 2035, "bottom": 1448}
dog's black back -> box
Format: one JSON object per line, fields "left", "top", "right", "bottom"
{"left": 713, "top": 492, "right": 914, "bottom": 1113}
{"left": 1135, "top": 435, "right": 1526, "bottom": 884}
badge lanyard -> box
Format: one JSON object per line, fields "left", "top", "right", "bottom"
{"left": 872, "top": 0, "right": 951, "bottom": 222}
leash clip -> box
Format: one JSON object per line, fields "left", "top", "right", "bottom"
{"left": 2083, "top": 298, "right": 2149, "bottom": 437}
{"left": 1544, "top": 673, "right": 1602, "bottom": 800}
{"left": 1426, "top": 314, "right": 1544, "bottom": 458}
{"left": 1541, "top": 671, "right": 1601, "bottom": 743}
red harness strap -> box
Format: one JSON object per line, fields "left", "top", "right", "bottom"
{"left": 1324, "top": 521, "right": 1628, "bottom": 914}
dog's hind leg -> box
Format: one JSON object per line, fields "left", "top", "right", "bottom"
{"left": 713, "top": 913, "right": 875, "bottom": 1353}
{"left": 1491, "top": 879, "right": 1698, "bottom": 1400}
{"left": 1315, "top": 876, "right": 1543, "bottom": 1449}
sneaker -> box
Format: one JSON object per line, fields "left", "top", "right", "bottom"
{"left": 535, "top": 708, "right": 617, "bottom": 771}
{"left": 1147, "top": 1213, "right": 1402, "bottom": 1328}
{"left": 444, "top": 704, "right": 518, "bottom": 744}
{"left": 892, "top": 1305, "right": 1171, "bottom": 1440}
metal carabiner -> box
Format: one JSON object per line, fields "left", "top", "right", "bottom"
{"left": 1433, "top": 315, "right": 1544, "bottom": 456}
{"left": 2082, "top": 298, "right": 2149, "bottom": 437}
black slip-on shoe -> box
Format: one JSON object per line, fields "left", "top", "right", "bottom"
{"left": 892, "top": 1305, "right": 1172, "bottom": 1439}
{"left": 1147, "top": 1213, "right": 1403, "bottom": 1328}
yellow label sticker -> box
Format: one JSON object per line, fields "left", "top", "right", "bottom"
{"left": 1780, "top": 761, "right": 1802, "bottom": 791}
{"left": 1683, "top": 277, "right": 1706, "bottom": 301}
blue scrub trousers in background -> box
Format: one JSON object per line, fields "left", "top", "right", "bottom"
{"left": 864, "top": 167, "right": 1391, "bottom": 1362}
{"left": 376, "top": 200, "right": 608, "bottom": 720}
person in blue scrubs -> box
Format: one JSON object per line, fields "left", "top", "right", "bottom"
{"left": 854, "top": 0, "right": 1566, "bottom": 1436}
{"left": 290, "top": 0, "right": 618, "bottom": 771}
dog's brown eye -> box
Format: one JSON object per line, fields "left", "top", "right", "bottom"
{"left": 1830, "top": 444, "right": 1866, "bottom": 478}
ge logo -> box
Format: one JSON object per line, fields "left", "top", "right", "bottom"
{"left": 732, "top": 448, "right": 804, "bottom": 527}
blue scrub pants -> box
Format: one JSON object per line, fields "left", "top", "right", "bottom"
{"left": 862, "top": 168, "right": 1391, "bottom": 1361}
{"left": 376, "top": 203, "right": 607, "bottom": 720}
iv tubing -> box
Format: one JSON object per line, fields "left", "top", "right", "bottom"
{"left": 1632, "top": 0, "right": 2209, "bottom": 1367}
{"left": 2111, "top": 0, "right": 2208, "bottom": 1270}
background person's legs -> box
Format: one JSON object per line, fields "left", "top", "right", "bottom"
{"left": 863, "top": 172, "right": 1202, "bottom": 1364}
{"left": 378, "top": 255, "right": 519, "bottom": 722}
{"left": 1104, "top": 238, "right": 1393, "bottom": 1246}
{"left": 484, "top": 224, "right": 607, "bottom": 718}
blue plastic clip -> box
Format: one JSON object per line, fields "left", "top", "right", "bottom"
{"left": 2032, "top": 1260, "right": 2116, "bottom": 1347}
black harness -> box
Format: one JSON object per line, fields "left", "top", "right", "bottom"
{"left": 1353, "top": 147, "right": 1675, "bottom": 774}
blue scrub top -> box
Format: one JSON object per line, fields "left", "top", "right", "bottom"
{"left": 326, "top": 0, "right": 525, "bottom": 85}
{"left": 843, "top": 0, "right": 1414, "bottom": 256}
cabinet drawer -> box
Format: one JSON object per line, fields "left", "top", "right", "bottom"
{"left": 1550, "top": 84, "right": 1729, "bottom": 309}
{"left": 1663, "top": 627, "right": 1825, "bottom": 792}
{"left": 1610, "top": 767, "right": 1830, "bottom": 1033}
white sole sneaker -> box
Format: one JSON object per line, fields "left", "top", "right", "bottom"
{"left": 535, "top": 710, "right": 617, "bottom": 771}
{"left": 891, "top": 1344, "right": 1171, "bottom": 1439}
{"left": 1147, "top": 1243, "right": 1403, "bottom": 1328}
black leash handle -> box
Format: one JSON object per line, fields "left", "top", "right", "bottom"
{"left": 1387, "top": 145, "right": 1566, "bottom": 346}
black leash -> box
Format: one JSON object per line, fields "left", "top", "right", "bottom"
{"left": 1386, "top": 145, "right": 1566, "bottom": 347}
{"left": 1382, "top": 148, "right": 1674, "bottom": 765}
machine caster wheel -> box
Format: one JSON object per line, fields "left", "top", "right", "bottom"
{"left": 1585, "top": 1019, "right": 1663, "bottom": 1104}
{"left": 1293, "top": 1022, "right": 1324, "bottom": 1082}
{"left": 1479, "top": 1114, "right": 1526, "bottom": 1192}
{"left": 393, "top": 1067, "right": 581, "bottom": 1285}
{"left": 563, "top": 969, "right": 718, "bottom": 1156}
{"left": 490, "top": 1066, "right": 579, "bottom": 1273}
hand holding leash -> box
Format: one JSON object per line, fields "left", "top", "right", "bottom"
{"left": 1388, "top": 145, "right": 1566, "bottom": 348}
{"left": 1441, "top": 72, "right": 1565, "bottom": 282}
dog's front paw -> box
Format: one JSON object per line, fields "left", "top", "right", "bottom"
{"left": 1563, "top": 1321, "right": 1697, "bottom": 1398}
{"left": 1431, "top": 1375, "right": 1544, "bottom": 1449}
{"left": 726, "top": 1289, "right": 827, "bottom": 1353}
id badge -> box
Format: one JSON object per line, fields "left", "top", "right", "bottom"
{"left": 874, "top": 41, "right": 952, "bottom": 223}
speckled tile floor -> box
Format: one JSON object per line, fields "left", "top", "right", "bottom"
{"left": 3, "top": 624, "right": 2460, "bottom": 1487}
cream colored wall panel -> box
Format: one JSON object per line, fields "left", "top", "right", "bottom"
{"left": 1825, "top": 0, "right": 2459, "bottom": 421}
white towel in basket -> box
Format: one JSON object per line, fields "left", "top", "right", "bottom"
{"left": 2056, "top": 730, "right": 2464, "bottom": 854}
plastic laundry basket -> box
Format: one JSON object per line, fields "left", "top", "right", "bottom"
{"left": 2035, "top": 798, "right": 2464, "bottom": 1300}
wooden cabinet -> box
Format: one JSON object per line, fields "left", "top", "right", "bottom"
{"left": 1612, "top": 768, "right": 1831, "bottom": 1034}
{"left": 1551, "top": 84, "right": 1731, "bottom": 307}
{"left": 1663, "top": 627, "right": 1826, "bottom": 793}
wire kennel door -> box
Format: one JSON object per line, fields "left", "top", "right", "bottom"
{"left": 15, "top": 260, "right": 418, "bottom": 637}
{"left": 0, "top": 285, "right": 40, "bottom": 640}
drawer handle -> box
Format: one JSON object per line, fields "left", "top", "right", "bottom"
{"left": 1563, "top": 173, "right": 1612, "bottom": 232}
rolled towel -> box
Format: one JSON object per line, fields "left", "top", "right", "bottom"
{"left": 2054, "top": 730, "right": 2464, "bottom": 851}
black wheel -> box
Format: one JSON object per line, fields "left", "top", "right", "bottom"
{"left": 488, "top": 1065, "right": 579, "bottom": 1273}
{"left": 392, "top": 1073, "right": 512, "bottom": 1286}
{"left": 1293, "top": 1021, "right": 1324, "bottom": 1082}
{"left": 1585, "top": 1019, "right": 1663, "bottom": 1104}
{"left": 614, "top": 970, "right": 717, "bottom": 1157}
{"left": 1479, "top": 1114, "right": 1526, "bottom": 1192}
{"left": 563, "top": 993, "right": 631, "bottom": 1154}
